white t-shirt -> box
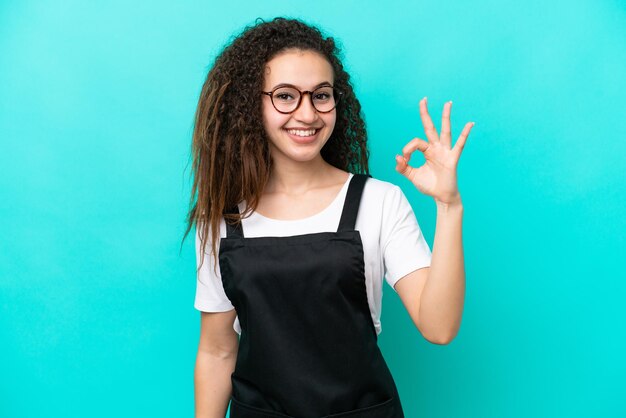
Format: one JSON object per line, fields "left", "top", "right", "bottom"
{"left": 194, "top": 174, "right": 432, "bottom": 335}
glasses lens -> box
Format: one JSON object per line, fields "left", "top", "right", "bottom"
{"left": 312, "top": 86, "right": 338, "bottom": 112}
{"left": 272, "top": 87, "right": 300, "bottom": 113}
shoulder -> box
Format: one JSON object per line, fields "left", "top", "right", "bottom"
{"left": 363, "top": 175, "right": 397, "bottom": 191}
{"left": 359, "top": 176, "right": 416, "bottom": 226}
{"left": 356, "top": 176, "right": 410, "bottom": 227}
{"left": 361, "top": 176, "right": 403, "bottom": 203}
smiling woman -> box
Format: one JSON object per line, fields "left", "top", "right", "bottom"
{"left": 183, "top": 17, "right": 472, "bottom": 418}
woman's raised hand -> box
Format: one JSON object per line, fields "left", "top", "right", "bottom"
{"left": 395, "top": 97, "right": 474, "bottom": 206}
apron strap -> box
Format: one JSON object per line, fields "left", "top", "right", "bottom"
{"left": 224, "top": 205, "right": 244, "bottom": 238}
{"left": 337, "top": 174, "right": 370, "bottom": 232}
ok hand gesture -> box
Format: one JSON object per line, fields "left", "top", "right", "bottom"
{"left": 395, "top": 98, "right": 474, "bottom": 206}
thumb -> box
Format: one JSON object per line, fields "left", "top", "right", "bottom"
{"left": 395, "top": 154, "right": 414, "bottom": 178}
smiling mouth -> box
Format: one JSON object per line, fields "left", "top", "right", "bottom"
{"left": 285, "top": 128, "right": 319, "bottom": 137}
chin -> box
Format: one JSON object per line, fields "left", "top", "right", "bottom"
{"left": 269, "top": 134, "right": 331, "bottom": 164}
{"left": 286, "top": 151, "right": 325, "bottom": 163}
{"left": 270, "top": 146, "right": 326, "bottom": 164}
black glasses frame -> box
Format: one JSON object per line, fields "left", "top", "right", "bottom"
{"left": 261, "top": 85, "right": 343, "bottom": 114}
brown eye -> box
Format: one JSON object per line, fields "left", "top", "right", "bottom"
{"left": 273, "top": 87, "right": 299, "bottom": 103}
{"left": 313, "top": 92, "right": 331, "bottom": 101}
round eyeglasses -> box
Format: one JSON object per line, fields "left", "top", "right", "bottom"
{"left": 262, "top": 85, "right": 342, "bottom": 114}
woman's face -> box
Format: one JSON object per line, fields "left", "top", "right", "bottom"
{"left": 262, "top": 49, "right": 337, "bottom": 165}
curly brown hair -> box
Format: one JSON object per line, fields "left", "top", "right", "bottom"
{"left": 182, "top": 17, "right": 370, "bottom": 269}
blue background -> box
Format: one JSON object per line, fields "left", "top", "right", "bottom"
{"left": 1, "top": 0, "right": 625, "bottom": 417}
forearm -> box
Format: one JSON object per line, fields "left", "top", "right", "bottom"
{"left": 194, "top": 350, "right": 237, "bottom": 418}
{"left": 418, "top": 200, "right": 465, "bottom": 344}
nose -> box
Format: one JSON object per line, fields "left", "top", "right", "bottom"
{"left": 292, "top": 92, "right": 318, "bottom": 123}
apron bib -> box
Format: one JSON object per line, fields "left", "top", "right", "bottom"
{"left": 219, "top": 174, "right": 404, "bottom": 418}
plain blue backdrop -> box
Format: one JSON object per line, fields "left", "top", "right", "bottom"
{"left": 1, "top": 0, "right": 625, "bottom": 417}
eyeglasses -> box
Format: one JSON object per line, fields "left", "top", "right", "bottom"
{"left": 262, "top": 85, "right": 342, "bottom": 114}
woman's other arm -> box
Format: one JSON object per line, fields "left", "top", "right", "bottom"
{"left": 195, "top": 310, "right": 239, "bottom": 418}
{"left": 394, "top": 98, "right": 473, "bottom": 345}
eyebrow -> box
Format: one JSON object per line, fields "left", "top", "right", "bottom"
{"left": 270, "top": 81, "right": 333, "bottom": 90}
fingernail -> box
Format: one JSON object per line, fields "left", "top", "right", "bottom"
{"left": 423, "top": 97, "right": 428, "bottom": 103}
{"left": 449, "top": 101, "right": 453, "bottom": 105}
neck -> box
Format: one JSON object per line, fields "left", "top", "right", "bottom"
{"left": 266, "top": 153, "right": 336, "bottom": 194}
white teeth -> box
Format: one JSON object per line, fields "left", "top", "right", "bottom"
{"left": 287, "top": 128, "right": 317, "bottom": 137}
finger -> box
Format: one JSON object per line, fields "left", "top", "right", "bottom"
{"left": 452, "top": 121, "right": 475, "bottom": 158}
{"left": 440, "top": 101, "right": 452, "bottom": 148}
{"left": 401, "top": 137, "right": 429, "bottom": 163}
{"left": 419, "top": 97, "right": 439, "bottom": 143}
{"left": 395, "top": 154, "right": 415, "bottom": 178}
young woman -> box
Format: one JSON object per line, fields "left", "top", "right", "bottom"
{"left": 185, "top": 17, "right": 473, "bottom": 418}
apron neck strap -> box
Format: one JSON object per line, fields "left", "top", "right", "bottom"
{"left": 224, "top": 205, "right": 244, "bottom": 238}
{"left": 224, "top": 173, "right": 370, "bottom": 237}
{"left": 337, "top": 174, "right": 369, "bottom": 232}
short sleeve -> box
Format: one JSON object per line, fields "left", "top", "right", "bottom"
{"left": 381, "top": 185, "right": 432, "bottom": 291}
{"left": 194, "top": 221, "right": 235, "bottom": 312}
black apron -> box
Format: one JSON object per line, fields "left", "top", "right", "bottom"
{"left": 219, "top": 174, "right": 404, "bottom": 417}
